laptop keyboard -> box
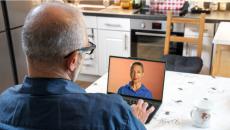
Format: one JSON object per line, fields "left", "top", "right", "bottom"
{"left": 126, "top": 99, "right": 137, "bottom": 105}
{"left": 124, "top": 97, "right": 159, "bottom": 108}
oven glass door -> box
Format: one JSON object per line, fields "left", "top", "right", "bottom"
{"left": 131, "top": 31, "right": 183, "bottom": 60}
{"left": 136, "top": 32, "right": 165, "bottom": 60}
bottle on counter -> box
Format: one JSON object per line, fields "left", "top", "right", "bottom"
{"left": 114, "top": 0, "right": 120, "bottom": 6}
{"left": 121, "top": 0, "right": 131, "bottom": 9}
{"left": 132, "top": 0, "right": 141, "bottom": 9}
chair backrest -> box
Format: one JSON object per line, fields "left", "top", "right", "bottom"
{"left": 164, "top": 11, "right": 205, "bottom": 57}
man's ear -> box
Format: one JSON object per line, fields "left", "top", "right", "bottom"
{"left": 66, "top": 53, "right": 80, "bottom": 72}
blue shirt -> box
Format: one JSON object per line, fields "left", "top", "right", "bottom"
{"left": 118, "top": 83, "right": 153, "bottom": 99}
{"left": 0, "top": 76, "right": 146, "bottom": 130}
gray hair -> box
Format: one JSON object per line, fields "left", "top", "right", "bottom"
{"left": 22, "top": 2, "right": 87, "bottom": 65}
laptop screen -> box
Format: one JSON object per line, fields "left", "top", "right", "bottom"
{"left": 107, "top": 56, "right": 165, "bottom": 101}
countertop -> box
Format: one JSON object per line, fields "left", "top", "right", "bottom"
{"left": 81, "top": 5, "right": 230, "bottom": 23}
{"left": 213, "top": 22, "right": 230, "bottom": 45}
{"left": 185, "top": 11, "right": 230, "bottom": 23}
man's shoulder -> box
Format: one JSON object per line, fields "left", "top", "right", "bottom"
{"left": 141, "top": 84, "right": 150, "bottom": 91}
{"left": 119, "top": 83, "right": 130, "bottom": 90}
{"left": 140, "top": 84, "right": 153, "bottom": 98}
{"left": 0, "top": 84, "right": 22, "bottom": 97}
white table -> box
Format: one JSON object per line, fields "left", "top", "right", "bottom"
{"left": 86, "top": 71, "right": 230, "bottom": 130}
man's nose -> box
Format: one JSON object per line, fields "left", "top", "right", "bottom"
{"left": 134, "top": 72, "right": 138, "bottom": 77}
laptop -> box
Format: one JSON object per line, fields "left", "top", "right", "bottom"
{"left": 107, "top": 56, "right": 166, "bottom": 124}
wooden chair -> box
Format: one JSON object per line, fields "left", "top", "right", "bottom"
{"left": 162, "top": 11, "right": 205, "bottom": 73}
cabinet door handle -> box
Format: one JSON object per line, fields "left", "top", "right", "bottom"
{"left": 124, "top": 34, "right": 127, "bottom": 50}
{"left": 135, "top": 32, "right": 166, "bottom": 37}
{"left": 104, "top": 23, "right": 121, "bottom": 28}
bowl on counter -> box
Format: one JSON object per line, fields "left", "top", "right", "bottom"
{"left": 191, "top": 6, "right": 211, "bottom": 14}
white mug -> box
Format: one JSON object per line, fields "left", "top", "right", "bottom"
{"left": 191, "top": 98, "right": 212, "bottom": 128}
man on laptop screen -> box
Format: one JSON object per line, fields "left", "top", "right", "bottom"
{"left": 108, "top": 56, "right": 165, "bottom": 101}
{"left": 107, "top": 56, "right": 166, "bottom": 123}
{"left": 118, "top": 61, "right": 153, "bottom": 99}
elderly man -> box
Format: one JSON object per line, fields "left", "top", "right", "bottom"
{"left": 0, "top": 2, "right": 154, "bottom": 130}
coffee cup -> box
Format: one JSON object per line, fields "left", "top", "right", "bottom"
{"left": 191, "top": 98, "right": 212, "bottom": 128}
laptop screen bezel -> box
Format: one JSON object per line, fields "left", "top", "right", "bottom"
{"left": 107, "top": 56, "right": 166, "bottom": 102}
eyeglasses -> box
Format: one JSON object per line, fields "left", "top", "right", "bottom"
{"left": 64, "top": 41, "right": 96, "bottom": 58}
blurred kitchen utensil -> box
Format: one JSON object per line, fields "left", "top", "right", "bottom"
{"left": 210, "top": 2, "right": 218, "bottom": 11}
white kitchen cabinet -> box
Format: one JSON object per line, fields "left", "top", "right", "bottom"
{"left": 183, "top": 23, "right": 215, "bottom": 75}
{"left": 84, "top": 16, "right": 97, "bottom": 28}
{"left": 97, "top": 17, "right": 131, "bottom": 75}
{"left": 98, "top": 30, "right": 130, "bottom": 75}
{"left": 80, "top": 16, "right": 99, "bottom": 75}
{"left": 80, "top": 16, "right": 131, "bottom": 76}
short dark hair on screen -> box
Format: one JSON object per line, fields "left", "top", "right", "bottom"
{"left": 130, "top": 62, "right": 144, "bottom": 73}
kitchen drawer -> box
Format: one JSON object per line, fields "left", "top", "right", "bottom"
{"left": 84, "top": 16, "right": 97, "bottom": 28}
{"left": 97, "top": 17, "right": 130, "bottom": 31}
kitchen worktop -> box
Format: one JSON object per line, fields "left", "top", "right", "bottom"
{"left": 81, "top": 4, "right": 230, "bottom": 23}
{"left": 186, "top": 11, "right": 230, "bottom": 23}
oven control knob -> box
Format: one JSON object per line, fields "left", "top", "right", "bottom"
{"left": 141, "top": 23, "right": 145, "bottom": 28}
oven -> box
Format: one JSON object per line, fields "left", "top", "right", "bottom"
{"left": 131, "top": 19, "right": 185, "bottom": 60}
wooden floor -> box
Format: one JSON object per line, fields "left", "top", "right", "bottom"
{"left": 75, "top": 80, "right": 92, "bottom": 89}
